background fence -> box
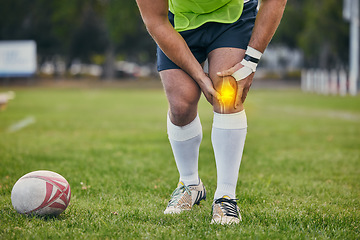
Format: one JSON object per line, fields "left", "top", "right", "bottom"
{"left": 301, "top": 69, "right": 357, "bottom": 96}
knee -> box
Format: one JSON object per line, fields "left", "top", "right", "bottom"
{"left": 170, "top": 100, "right": 193, "bottom": 119}
{"left": 213, "top": 76, "right": 238, "bottom": 113}
{"left": 169, "top": 100, "right": 197, "bottom": 126}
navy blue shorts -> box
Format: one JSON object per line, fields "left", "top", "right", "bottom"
{"left": 157, "top": 0, "right": 258, "bottom": 72}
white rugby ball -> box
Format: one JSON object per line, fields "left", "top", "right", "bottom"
{"left": 11, "top": 170, "right": 71, "bottom": 216}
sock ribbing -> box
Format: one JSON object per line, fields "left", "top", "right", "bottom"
{"left": 212, "top": 110, "right": 247, "bottom": 199}
{"left": 213, "top": 110, "right": 247, "bottom": 129}
{"left": 167, "top": 113, "right": 202, "bottom": 186}
{"left": 167, "top": 113, "right": 202, "bottom": 141}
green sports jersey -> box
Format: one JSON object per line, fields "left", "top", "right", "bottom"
{"left": 169, "top": 0, "right": 244, "bottom": 32}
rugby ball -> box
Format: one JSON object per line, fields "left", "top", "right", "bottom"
{"left": 11, "top": 170, "right": 71, "bottom": 216}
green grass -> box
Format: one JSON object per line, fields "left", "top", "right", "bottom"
{"left": 0, "top": 84, "right": 359, "bottom": 239}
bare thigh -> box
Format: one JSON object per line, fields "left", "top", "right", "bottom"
{"left": 208, "top": 47, "right": 246, "bottom": 113}
{"left": 160, "top": 69, "right": 202, "bottom": 126}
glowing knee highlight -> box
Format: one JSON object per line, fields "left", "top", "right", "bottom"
{"left": 219, "top": 78, "right": 235, "bottom": 110}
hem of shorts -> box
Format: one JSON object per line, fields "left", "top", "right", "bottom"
{"left": 157, "top": 65, "right": 181, "bottom": 72}
{"left": 157, "top": 45, "right": 247, "bottom": 72}
{"left": 206, "top": 45, "right": 247, "bottom": 56}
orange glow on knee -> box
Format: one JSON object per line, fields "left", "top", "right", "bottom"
{"left": 219, "top": 78, "right": 235, "bottom": 107}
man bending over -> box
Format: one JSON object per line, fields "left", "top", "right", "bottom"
{"left": 136, "top": 0, "right": 286, "bottom": 224}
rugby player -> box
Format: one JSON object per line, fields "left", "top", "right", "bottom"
{"left": 136, "top": 0, "right": 286, "bottom": 224}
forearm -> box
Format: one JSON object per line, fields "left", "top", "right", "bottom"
{"left": 148, "top": 23, "right": 206, "bottom": 82}
{"left": 136, "top": 0, "right": 206, "bottom": 84}
{"left": 249, "top": 0, "right": 287, "bottom": 53}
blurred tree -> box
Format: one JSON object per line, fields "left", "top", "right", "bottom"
{"left": 272, "top": 0, "right": 349, "bottom": 68}
{"left": 0, "top": 0, "right": 61, "bottom": 58}
{"left": 101, "top": 0, "right": 151, "bottom": 79}
{"left": 299, "top": 0, "right": 349, "bottom": 68}
{"left": 272, "top": 0, "right": 304, "bottom": 49}
{"left": 51, "top": 0, "right": 109, "bottom": 66}
{"left": 68, "top": 6, "right": 109, "bottom": 63}
{"left": 0, "top": 0, "right": 154, "bottom": 78}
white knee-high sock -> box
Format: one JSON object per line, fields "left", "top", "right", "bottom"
{"left": 167, "top": 113, "right": 202, "bottom": 186}
{"left": 212, "top": 110, "right": 247, "bottom": 199}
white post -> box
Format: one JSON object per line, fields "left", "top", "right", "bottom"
{"left": 320, "top": 70, "right": 325, "bottom": 94}
{"left": 307, "top": 69, "right": 313, "bottom": 92}
{"left": 315, "top": 69, "right": 322, "bottom": 94}
{"left": 330, "top": 70, "right": 338, "bottom": 95}
{"left": 322, "top": 70, "right": 330, "bottom": 95}
{"left": 339, "top": 69, "right": 348, "bottom": 96}
{"left": 301, "top": 69, "right": 306, "bottom": 91}
{"left": 346, "top": 0, "right": 359, "bottom": 95}
{"left": 312, "top": 69, "right": 316, "bottom": 93}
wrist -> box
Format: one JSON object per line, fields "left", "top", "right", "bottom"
{"left": 192, "top": 70, "right": 209, "bottom": 85}
{"left": 243, "top": 46, "right": 262, "bottom": 72}
{"left": 232, "top": 46, "right": 263, "bottom": 81}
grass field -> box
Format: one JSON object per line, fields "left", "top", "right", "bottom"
{"left": 0, "top": 83, "right": 359, "bottom": 239}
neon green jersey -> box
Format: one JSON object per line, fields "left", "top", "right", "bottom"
{"left": 169, "top": 0, "right": 244, "bottom": 32}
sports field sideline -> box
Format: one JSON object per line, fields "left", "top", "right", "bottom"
{"left": 0, "top": 82, "right": 359, "bottom": 239}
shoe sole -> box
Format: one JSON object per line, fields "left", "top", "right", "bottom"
{"left": 210, "top": 216, "right": 241, "bottom": 225}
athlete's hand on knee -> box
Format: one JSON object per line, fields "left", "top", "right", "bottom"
{"left": 216, "top": 62, "right": 245, "bottom": 79}
{"left": 217, "top": 46, "right": 262, "bottom": 108}
{"left": 235, "top": 73, "right": 254, "bottom": 108}
{"left": 199, "top": 76, "right": 221, "bottom": 105}
{"left": 217, "top": 63, "right": 254, "bottom": 108}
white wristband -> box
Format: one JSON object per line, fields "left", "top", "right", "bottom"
{"left": 246, "top": 46, "right": 262, "bottom": 59}
{"left": 232, "top": 46, "right": 262, "bottom": 81}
